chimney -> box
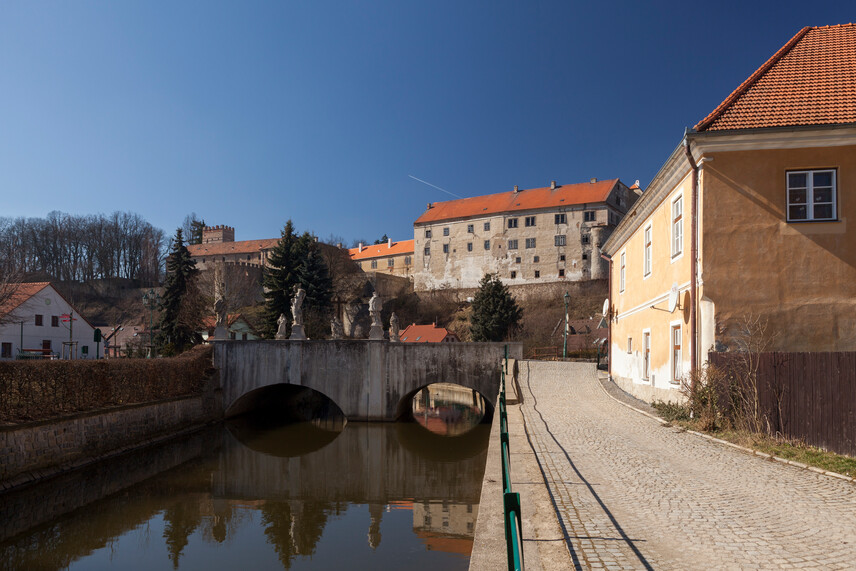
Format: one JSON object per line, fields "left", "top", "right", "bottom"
{"left": 427, "top": 203, "right": 433, "bottom": 209}
{"left": 388, "top": 237, "right": 392, "bottom": 248}
{"left": 513, "top": 185, "right": 519, "bottom": 193}
{"left": 551, "top": 180, "right": 557, "bottom": 190}
{"left": 336, "top": 242, "right": 343, "bottom": 249}
{"left": 590, "top": 177, "right": 598, "bottom": 184}
{"left": 358, "top": 242, "right": 363, "bottom": 252}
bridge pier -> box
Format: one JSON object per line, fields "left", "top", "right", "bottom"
{"left": 213, "top": 340, "right": 523, "bottom": 421}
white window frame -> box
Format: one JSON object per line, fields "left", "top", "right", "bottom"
{"left": 554, "top": 235, "right": 566, "bottom": 246}
{"left": 671, "top": 194, "right": 683, "bottom": 261}
{"left": 786, "top": 169, "right": 837, "bottom": 222}
{"left": 670, "top": 320, "right": 683, "bottom": 385}
{"left": 643, "top": 223, "right": 652, "bottom": 278}
{"left": 525, "top": 238, "right": 536, "bottom": 249}
{"left": 619, "top": 251, "right": 626, "bottom": 293}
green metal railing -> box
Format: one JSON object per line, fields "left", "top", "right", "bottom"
{"left": 500, "top": 345, "right": 524, "bottom": 571}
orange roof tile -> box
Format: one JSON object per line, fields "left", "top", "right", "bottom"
{"left": 414, "top": 180, "right": 620, "bottom": 224}
{"left": 348, "top": 239, "right": 415, "bottom": 260}
{"left": 187, "top": 238, "right": 279, "bottom": 258}
{"left": 0, "top": 282, "right": 50, "bottom": 317}
{"left": 399, "top": 323, "right": 458, "bottom": 343}
{"left": 696, "top": 24, "right": 856, "bottom": 132}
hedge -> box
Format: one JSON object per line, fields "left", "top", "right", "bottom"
{"left": 0, "top": 345, "right": 213, "bottom": 424}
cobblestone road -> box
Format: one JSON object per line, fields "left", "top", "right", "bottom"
{"left": 517, "top": 361, "right": 856, "bottom": 570}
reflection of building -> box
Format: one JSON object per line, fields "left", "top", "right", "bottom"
{"left": 412, "top": 383, "right": 486, "bottom": 436}
{"left": 413, "top": 501, "right": 478, "bottom": 556}
{"left": 348, "top": 239, "right": 414, "bottom": 278}
{"left": 413, "top": 179, "right": 640, "bottom": 290}
{"left": 0, "top": 282, "right": 97, "bottom": 359}
{"left": 400, "top": 323, "right": 459, "bottom": 343}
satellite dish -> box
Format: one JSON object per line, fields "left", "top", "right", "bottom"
{"left": 602, "top": 298, "right": 609, "bottom": 318}
{"left": 667, "top": 283, "right": 679, "bottom": 312}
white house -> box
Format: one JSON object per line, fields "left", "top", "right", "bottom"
{"left": 0, "top": 282, "right": 97, "bottom": 359}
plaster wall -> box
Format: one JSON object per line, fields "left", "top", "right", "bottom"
{"left": 214, "top": 340, "right": 523, "bottom": 421}
{"left": 412, "top": 182, "right": 639, "bottom": 291}
{"left": 0, "top": 286, "right": 97, "bottom": 359}
{"left": 609, "top": 172, "right": 693, "bottom": 397}
{"left": 701, "top": 145, "right": 856, "bottom": 351}
{"left": 355, "top": 252, "right": 413, "bottom": 278}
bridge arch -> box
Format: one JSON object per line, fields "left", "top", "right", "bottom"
{"left": 395, "top": 382, "right": 493, "bottom": 425}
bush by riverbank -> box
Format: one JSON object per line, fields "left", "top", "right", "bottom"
{"left": 0, "top": 346, "right": 213, "bottom": 424}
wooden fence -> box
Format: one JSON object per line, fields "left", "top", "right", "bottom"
{"left": 708, "top": 352, "right": 856, "bottom": 457}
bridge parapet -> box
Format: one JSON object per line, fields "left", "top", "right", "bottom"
{"left": 213, "top": 340, "right": 523, "bottom": 421}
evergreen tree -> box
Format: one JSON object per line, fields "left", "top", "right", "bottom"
{"left": 297, "top": 247, "right": 333, "bottom": 338}
{"left": 373, "top": 233, "right": 389, "bottom": 245}
{"left": 188, "top": 219, "right": 205, "bottom": 245}
{"left": 470, "top": 273, "right": 522, "bottom": 341}
{"left": 158, "top": 228, "right": 203, "bottom": 353}
{"left": 262, "top": 220, "right": 313, "bottom": 338}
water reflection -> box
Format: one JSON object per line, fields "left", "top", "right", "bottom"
{"left": 412, "top": 383, "right": 488, "bottom": 436}
{"left": 0, "top": 415, "right": 488, "bottom": 570}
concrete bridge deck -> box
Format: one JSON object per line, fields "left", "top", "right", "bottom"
{"left": 471, "top": 361, "right": 856, "bottom": 570}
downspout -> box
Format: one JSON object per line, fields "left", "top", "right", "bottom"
{"left": 600, "top": 253, "right": 612, "bottom": 379}
{"left": 683, "top": 132, "right": 699, "bottom": 383}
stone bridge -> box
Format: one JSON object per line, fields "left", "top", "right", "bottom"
{"left": 213, "top": 340, "right": 522, "bottom": 421}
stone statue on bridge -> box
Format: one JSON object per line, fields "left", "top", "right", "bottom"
{"left": 330, "top": 316, "right": 344, "bottom": 340}
{"left": 275, "top": 313, "right": 288, "bottom": 340}
{"left": 389, "top": 312, "right": 400, "bottom": 342}
{"left": 290, "top": 285, "right": 307, "bottom": 340}
{"left": 368, "top": 292, "right": 384, "bottom": 340}
{"left": 213, "top": 294, "right": 228, "bottom": 340}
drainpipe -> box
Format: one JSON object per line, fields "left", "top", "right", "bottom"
{"left": 600, "top": 253, "right": 612, "bottom": 379}
{"left": 683, "top": 132, "right": 699, "bottom": 383}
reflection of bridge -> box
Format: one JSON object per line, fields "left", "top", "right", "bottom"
{"left": 214, "top": 423, "right": 488, "bottom": 503}
{"left": 214, "top": 340, "right": 522, "bottom": 421}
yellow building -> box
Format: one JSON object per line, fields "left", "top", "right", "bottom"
{"left": 603, "top": 24, "right": 856, "bottom": 401}
{"left": 348, "top": 239, "right": 414, "bottom": 278}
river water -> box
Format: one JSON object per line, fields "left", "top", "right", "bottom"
{"left": 0, "top": 410, "right": 489, "bottom": 571}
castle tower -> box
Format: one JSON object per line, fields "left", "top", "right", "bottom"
{"left": 202, "top": 225, "right": 235, "bottom": 244}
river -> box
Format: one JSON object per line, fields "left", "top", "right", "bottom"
{"left": 0, "top": 405, "right": 489, "bottom": 571}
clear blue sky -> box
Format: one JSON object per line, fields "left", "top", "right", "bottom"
{"left": 1, "top": 2, "right": 852, "bottom": 246}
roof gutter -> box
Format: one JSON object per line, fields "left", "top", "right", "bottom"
{"left": 682, "top": 131, "right": 699, "bottom": 384}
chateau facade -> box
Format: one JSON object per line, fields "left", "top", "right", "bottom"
{"left": 412, "top": 179, "right": 640, "bottom": 290}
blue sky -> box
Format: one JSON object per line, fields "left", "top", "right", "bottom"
{"left": 1, "top": 2, "right": 852, "bottom": 246}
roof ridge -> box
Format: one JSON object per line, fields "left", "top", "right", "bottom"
{"left": 427, "top": 178, "right": 620, "bottom": 208}
{"left": 694, "top": 26, "right": 811, "bottom": 132}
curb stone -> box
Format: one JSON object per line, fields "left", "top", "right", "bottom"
{"left": 595, "top": 371, "right": 856, "bottom": 485}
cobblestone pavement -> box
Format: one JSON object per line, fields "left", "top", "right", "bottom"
{"left": 517, "top": 361, "right": 856, "bottom": 570}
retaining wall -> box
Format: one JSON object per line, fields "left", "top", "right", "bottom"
{"left": 0, "top": 394, "right": 220, "bottom": 491}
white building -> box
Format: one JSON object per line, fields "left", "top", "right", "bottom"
{"left": 0, "top": 282, "right": 97, "bottom": 359}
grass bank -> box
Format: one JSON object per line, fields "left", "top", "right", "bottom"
{"left": 653, "top": 401, "right": 856, "bottom": 480}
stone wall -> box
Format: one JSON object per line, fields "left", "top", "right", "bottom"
{"left": 0, "top": 394, "right": 221, "bottom": 491}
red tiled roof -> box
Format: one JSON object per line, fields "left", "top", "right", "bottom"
{"left": 399, "top": 323, "right": 458, "bottom": 343}
{"left": 187, "top": 238, "right": 279, "bottom": 258}
{"left": 695, "top": 24, "right": 856, "bottom": 132}
{"left": 0, "top": 282, "right": 50, "bottom": 317}
{"left": 414, "top": 180, "right": 620, "bottom": 224}
{"left": 348, "top": 239, "right": 415, "bottom": 260}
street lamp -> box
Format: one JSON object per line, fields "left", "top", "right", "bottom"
{"left": 142, "top": 289, "right": 161, "bottom": 358}
{"left": 563, "top": 291, "right": 570, "bottom": 360}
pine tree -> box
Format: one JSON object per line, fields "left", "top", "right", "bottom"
{"left": 262, "top": 221, "right": 313, "bottom": 338}
{"left": 470, "top": 273, "right": 522, "bottom": 342}
{"left": 158, "top": 228, "right": 203, "bottom": 353}
{"left": 297, "top": 247, "right": 333, "bottom": 338}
